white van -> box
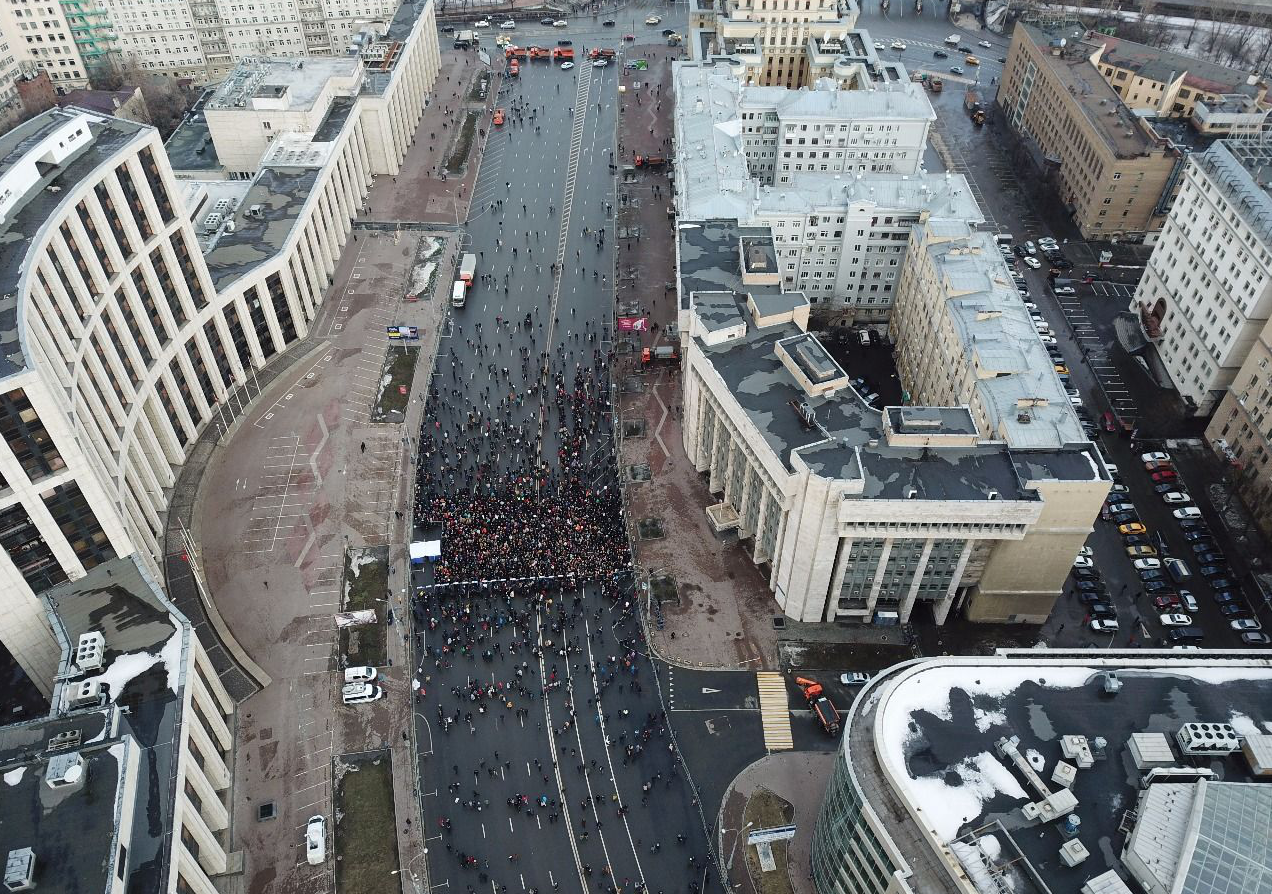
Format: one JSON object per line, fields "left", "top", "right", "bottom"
{"left": 945, "top": 34, "right": 960, "bottom": 45}
{"left": 342, "top": 683, "right": 384, "bottom": 705}
{"left": 344, "top": 666, "right": 377, "bottom": 684}
{"left": 451, "top": 280, "right": 467, "bottom": 308}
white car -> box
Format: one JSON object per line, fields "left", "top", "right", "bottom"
{"left": 645, "top": 14, "right": 662, "bottom": 24}
{"left": 474, "top": 19, "right": 490, "bottom": 27}
{"left": 840, "top": 672, "right": 871, "bottom": 685}
{"left": 1078, "top": 545, "right": 1093, "bottom": 558}
{"left": 978, "top": 39, "right": 992, "bottom": 48}
{"left": 874, "top": 41, "right": 885, "bottom": 49}
{"left": 1231, "top": 618, "right": 1262, "bottom": 631}
{"left": 1133, "top": 558, "right": 1162, "bottom": 570}
{"left": 1023, "top": 256, "right": 1042, "bottom": 269}
{"left": 1054, "top": 286, "right": 1076, "bottom": 295}
{"left": 305, "top": 816, "right": 326, "bottom": 865}
{"left": 1162, "top": 492, "right": 1192, "bottom": 504}
{"left": 1159, "top": 613, "right": 1193, "bottom": 627}
{"left": 1024, "top": 241, "right": 1037, "bottom": 255}
{"left": 1073, "top": 556, "right": 1094, "bottom": 569}
{"left": 1038, "top": 237, "right": 1059, "bottom": 247}
{"left": 342, "top": 683, "right": 384, "bottom": 705}
{"left": 553, "top": 19, "right": 568, "bottom": 27}
{"left": 561, "top": 61, "right": 574, "bottom": 69}
{"left": 1140, "top": 451, "right": 1171, "bottom": 463}
{"left": 890, "top": 40, "right": 907, "bottom": 50}
{"left": 1174, "top": 507, "right": 1203, "bottom": 520}
{"left": 1038, "top": 334, "right": 1057, "bottom": 345}
{"left": 499, "top": 20, "right": 516, "bottom": 29}
{"left": 344, "top": 666, "right": 377, "bottom": 684}
{"left": 1089, "top": 618, "right": 1119, "bottom": 632}
{"left": 1068, "top": 395, "right": 1083, "bottom": 407}
{"left": 593, "top": 59, "right": 608, "bottom": 67}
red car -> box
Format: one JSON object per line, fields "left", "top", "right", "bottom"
{"left": 623, "top": 33, "right": 636, "bottom": 40}
{"left": 1153, "top": 595, "right": 1181, "bottom": 610}
{"left": 1101, "top": 411, "right": 1118, "bottom": 433}
{"left": 1151, "top": 470, "right": 1178, "bottom": 483}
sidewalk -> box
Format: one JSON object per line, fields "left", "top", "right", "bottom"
{"left": 717, "top": 752, "right": 836, "bottom": 894}
{"left": 613, "top": 42, "right": 784, "bottom": 671}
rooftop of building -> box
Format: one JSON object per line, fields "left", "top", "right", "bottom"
{"left": 741, "top": 75, "right": 935, "bottom": 121}
{"left": 1093, "top": 32, "right": 1263, "bottom": 97}
{"left": 1193, "top": 139, "right": 1272, "bottom": 249}
{"left": 206, "top": 56, "right": 362, "bottom": 112}
{"left": 849, "top": 653, "right": 1272, "bottom": 894}
{"left": 0, "top": 110, "right": 150, "bottom": 379}
{"left": 679, "top": 220, "right": 1102, "bottom": 495}
{"left": 163, "top": 112, "right": 220, "bottom": 173}
{"left": 55, "top": 86, "right": 145, "bottom": 117}
{"left": 202, "top": 165, "right": 321, "bottom": 289}
{"left": 1017, "top": 22, "right": 1168, "bottom": 161}
{"left": 916, "top": 221, "right": 1087, "bottom": 447}
{"left": 364, "top": 0, "right": 433, "bottom": 95}
{"left": 0, "top": 554, "right": 190, "bottom": 894}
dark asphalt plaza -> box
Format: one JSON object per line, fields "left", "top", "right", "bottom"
{"left": 408, "top": 28, "right": 717, "bottom": 894}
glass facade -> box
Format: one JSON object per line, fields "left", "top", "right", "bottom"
{"left": 811, "top": 753, "right": 897, "bottom": 894}
{"left": 0, "top": 388, "right": 67, "bottom": 483}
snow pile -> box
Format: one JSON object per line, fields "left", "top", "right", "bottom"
{"left": 906, "top": 752, "right": 1028, "bottom": 841}
{"left": 974, "top": 705, "right": 1007, "bottom": 733}
{"left": 3, "top": 767, "right": 25, "bottom": 786}
{"left": 1026, "top": 749, "right": 1046, "bottom": 773}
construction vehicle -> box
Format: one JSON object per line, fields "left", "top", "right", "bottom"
{"left": 795, "top": 677, "right": 840, "bottom": 736}
{"left": 928, "top": 77, "right": 943, "bottom": 93}
{"left": 552, "top": 46, "right": 574, "bottom": 61}
{"left": 588, "top": 47, "right": 616, "bottom": 60}
{"left": 504, "top": 45, "right": 527, "bottom": 60}
{"left": 528, "top": 46, "right": 551, "bottom": 60}
{"left": 964, "top": 89, "right": 986, "bottom": 125}
{"left": 634, "top": 154, "right": 666, "bottom": 169}
{"left": 508, "top": 59, "right": 520, "bottom": 77}
{"left": 641, "top": 345, "right": 679, "bottom": 365}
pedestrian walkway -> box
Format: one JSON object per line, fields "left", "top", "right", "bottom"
{"left": 755, "top": 672, "right": 793, "bottom": 751}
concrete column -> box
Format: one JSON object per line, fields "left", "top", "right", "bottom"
{"left": 176, "top": 847, "right": 220, "bottom": 894}
{"left": 935, "top": 540, "right": 975, "bottom": 625}
{"left": 183, "top": 804, "right": 228, "bottom": 875}
{"left": 193, "top": 642, "right": 235, "bottom": 716}
{"left": 189, "top": 720, "right": 230, "bottom": 790}
{"left": 863, "top": 539, "right": 893, "bottom": 618}
{"left": 184, "top": 759, "right": 229, "bottom": 831}
{"left": 191, "top": 673, "right": 233, "bottom": 752}
{"left": 824, "top": 535, "right": 854, "bottom": 622}
{"left": 898, "top": 539, "right": 934, "bottom": 623}
{"left": 280, "top": 265, "right": 309, "bottom": 341}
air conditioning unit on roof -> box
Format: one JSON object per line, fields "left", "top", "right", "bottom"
{"left": 74, "top": 632, "right": 105, "bottom": 673}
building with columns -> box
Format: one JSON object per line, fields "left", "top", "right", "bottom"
{"left": 0, "top": 0, "right": 436, "bottom": 695}
{"left": 675, "top": 220, "right": 1110, "bottom": 625}
{"left": 0, "top": 554, "right": 235, "bottom": 894}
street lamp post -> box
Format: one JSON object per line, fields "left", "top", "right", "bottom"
{"left": 725, "top": 821, "right": 755, "bottom": 884}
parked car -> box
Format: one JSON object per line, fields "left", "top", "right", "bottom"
{"left": 1162, "top": 492, "right": 1192, "bottom": 504}
{"left": 1179, "top": 519, "right": 1209, "bottom": 532}
{"left": 1073, "top": 567, "right": 1101, "bottom": 581}
{"left": 1075, "top": 580, "right": 1107, "bottom": 593}
{"left": 1108, "top": 502, "right": 1136, "bottom": 515}
{"left": 1139, "top": 569, "right": 1165, "bottom": 582}
{"left": 1111, "top": 511, "right": 1141, "bottom": 525}
{"left": 1159, "top": 613, "right": 1193, "bottom": 627}
{"left": 306, "top": 816, "right": 326, "bottom": 865}
{"left": 1200, "top": 565, "right": 1232, "bottom": 579}
{"left": 1089, "top": 602, "right": 1117, "bottom": 616}
{"left": 1153, "top": 483, "right": 1178, "bottom": 495}
{"left": 840, "top": 672, "right": 871, "bottom": 685}
{"left": 1151, "top": 470, "right": 1179, "bottom": 483}
{"left": 1118, "top": 522, "right": 1147, "bottom": 536}
{"left": 1145, "top": 460, "right": 1175, "bottom": 472}
{"left": 1240, "top": 632, "right": 1271, "bottom": 645}
{"left": 1173, "top": 507, "right": 1203, "bottom": 520}
{"left": 1179, "top": 590, "right": 1199, "bottom": 612}
{"left": 1054, "top": 286, "right": 1076, "bottom": 296}
{"left": 1144, "top": 581, "right": 1174, "bottom": 594}
{"left": 342, "top": 683, "right": 384, "bottom": 705}
{"left": 1165, "top": 558, "right": 1192, "bottom": 583}
{"left": 1073, "top": 556, "right": 1094, "bottom": 569}
{"left": 1079, "top": 590, "right": 1107, "bottom": 606}
{"left": 1132, "top": 558, "right": 1162, "bottom": 571}
{"left": 1140, "top": 452, "right": 1171, "bottom": 463}
{"left": 1213, "top": 591, "right": 1241, "bottom": 604}
{"left": 1195, "top": 552, "right": 1226, "bottom": 566}
{"left": 1125, "top": 545, "right": 1157, "bottom": 558}
{"left": 1231, "top": 618, "right": 1263, "bottom": 631}
{"left": 1220, "top": 603, "right": 1251, "bottom": 618}
{"left": 1153, "top": 595, "right": 1182, "bottom": 610}
{"left": 343, "top": 666, "right": 378, "bottom": 684}
{"left": 1024, "top": 256, "right": 1041, "bottom": 269}
{"left": 1184, "top": 530, "right": 1213, "bottom": 542}
{"left": 1089, "top": 618, "right": 1119, "bottom": 632}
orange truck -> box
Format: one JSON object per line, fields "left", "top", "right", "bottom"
{"left": 508, "top": 59, "right": 520, "bottom": 77}
{"left": 504, "top": 45, "right": 527, "bottom": 60}
{"left": 552, "top": 46, "right": 573, "bottom": 61}
{"left": 528, "top": 46, "right": 550, "bottom": 60}
{"left": 587, "top": 47, "right": 616, "bottom": 59}
{"left": 795, "top": 677, "right": 840, "bottom": 735}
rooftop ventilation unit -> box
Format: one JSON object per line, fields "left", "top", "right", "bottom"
{"left": 44, "top": 751, "right": 85, "bottom": 790}
{"left": 74, "top": 632, "right": 104, "bottom": 673}
{"left": 67, "top": 679, "right": 104, "bottom": 710}
{"left": 1176, "top": 722, "right": 1240, "bottom": 755}
{"left": 247, "top": 204, "right": 264, "bottom": 219}
{"left": 3, "top": 848, "right": 34, "bottom": 892}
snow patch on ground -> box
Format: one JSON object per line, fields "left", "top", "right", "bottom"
{"left": 1026, "top": 749, "right": 1046, "bottom": 773}
{"left": 96, "top": 651, "right": 165, "bottom": 700}
{"left": 973, "top": 706, "right": 1007, "bottom": 733}
{"left": 1227, "top": 711, "right": 1272, "bottom": 737}
{"left": 3, "top": 767, "right": 25, "bottom": 786}
{"left": 979, "top": 834, "right": 1002, "bottom": 861}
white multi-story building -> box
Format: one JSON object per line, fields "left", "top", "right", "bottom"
{"left": 1133, "top": 139, "right": 1272, "bottom": 415}
{"left": 0, "top": 0, "right": 93, "bottom": 96}
{"left": 0, "top": 0, "right": 437, "bottom": 693}
{"left": 690, "top": 0, "right": 860, "bottom": 87}
{"left": 675, "top": 61, "right": 947, "bottom": 320}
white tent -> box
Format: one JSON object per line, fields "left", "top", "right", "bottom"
{"left": 410, "top": 540, "right": 441, "bottom": 566}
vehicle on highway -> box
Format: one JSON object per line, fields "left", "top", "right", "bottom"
{"left": 500, "top": 20, "right": 516, "bottom": 29}
{"left": 306, "top": 816, "right": 326, "bottom": 865}
{"left": 965, "top": 54, "right": 980, "bottom": 64}
{"left": 554, "top": 20, "right": 568, "bottom": 26}
{"left": 593, "top": 59, "right": 608, "bottom": 67}
{"left": 840, "top": 672, "right": 871, "bottom": 685}
{"left": 560, "top": 61, "right": 574, "bottom": 69}
{"left": 540, "top": 17, "right": 555, "bottom": 24}
{"left": 945, "top": 34, "right": 960, "bottom": 45}
{"left": 475, "top": 18, "right": 490, "bottom": 26}
{"left": 441, "top": 25, "right": 455, "bottom": 33}
{"left": 1119, "top": 522, "right": 1147, "bottom": 536}
{"left": 1089, "top": 618, "right": 1119, "bottom": 632}
{"left": 1173, "top": 507, "right": 1203, "bottom": 520}
{"left": 1159, "top": 613, "right": 1192, "bottom": 627}
{"left": 1231, "top": 618, "right": 1263, "bottom": 632}
{"left": 1162, "top": 492, "right": 1192, "bottom": 504}
{"left": 1241, "top": 632, "right": 1271, "bottom": 645}
{"left": 645, "top": 14, "right": 662, "bottom": 23}
{"left": 934, "top": 49, "right": 949, "bottom": 58}
{"left": 493, "top": 108, "right": 505, "bottom": 125}
{"left": 890, "top": 40, "right": 907, "bottom": 49}
{"left": 623, "top": 33, "right": 635, "bottom": 40}
{"left": 602, "top": 19, "right": 615, "bottom": 26}
{"left": 978, "top": 39, "right": 992, "bottom": 48}
{"left": 874, "top": 41, "right": 885, "bottom": 49}
{"left": 557, "top": 38, "right": 572, "bottom": 45}
{"left": 950, "top": 66, "right": 964, "bottom": 75}
{"left": 1024, "top": 256, "right": 1041, "bottom": 268}
{"left": 958, "top": 44, "right": 972, "bottom": 52}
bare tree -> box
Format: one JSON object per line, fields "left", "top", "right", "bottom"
{"left": 92, "top": 57, "right": 193, "bottom": 137}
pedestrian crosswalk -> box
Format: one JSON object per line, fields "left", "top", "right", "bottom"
{"left": 756, "top": 672, "right": 793, "bottom": 751}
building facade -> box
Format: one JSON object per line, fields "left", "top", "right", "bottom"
{"left": 1133, "top": 139, "right": 1272, "bottom": 416}
{"left": 997, "top": 22, "right": 1181, "bottom": 241}
{"left": 0, "top": 0, "right": 437, "bottom": 694}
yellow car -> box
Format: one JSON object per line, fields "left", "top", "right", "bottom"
{"left": 1054, "top": 364, "right": 1068, "bottom": 375}
{"left": 1118, "top": 522, "right": 1147, "bottom": 536}
{"left": 965, "top": 54, "right": 980, "bottom": 65}
{"left": 1125, "top": 544, "right": 1158, "bottom": 558}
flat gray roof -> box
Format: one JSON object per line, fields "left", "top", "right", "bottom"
{"left": 203, "top": 166, "right": 321, "bottom": 289}
{"left": 164, "top": 114, "right": 220, "bottom": 173}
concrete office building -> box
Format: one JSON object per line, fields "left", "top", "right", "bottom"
{"left": 688, "top": 0, "right": 861, "bottom": 88}
{"left": 675, "top": 221, "right": 1109, "bottom": 625}
{"left": 997, "top": 21, "right": 1182, "bottom": 241}
{"left": 0, "top": 0, "right": 437, "bottom": 694}
{"left": 1134, "top": 139, "right": 1272, "bottom": 416}
{"left": 0, "top": 554, "right": 235, "bottom": 894}
{"left": 809, "top": 653, "right": 1272, "bottom": 894}
{"left": 675, "top": 61, "right": 955, "bottom": 322}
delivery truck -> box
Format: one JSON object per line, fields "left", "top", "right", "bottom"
{"left": 451, "top": 280, "right": 467, "bottom": 308}
{"left": 459, "top": 252, "right": 477, "bottom": 285}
